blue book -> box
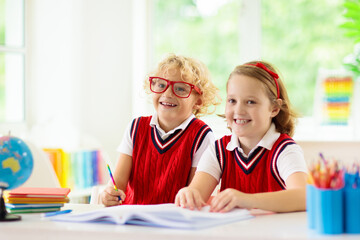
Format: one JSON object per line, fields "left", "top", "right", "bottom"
{"left": 77, "top": 151, "right": 85, "bottom": 189}
{"left": 6, "top": 203, "right": 64, "bottom": 209}
{"left": 91, "top": 150, "right": 99, "bottom": 185}
{"left": 83, "top": 151, "right": 93, "bottom": 188}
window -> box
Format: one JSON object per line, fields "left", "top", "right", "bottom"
{"left": 261, "top": 0, "right": 353, "bottom": 116}
{"left": 151, "top": 0, "right": 353, "bottom": 117}
{"left": 152, "top": 0, "right": 241, "bottom": 114}
{"left": 0, "top": 0, "right": 25, "bottom": 123}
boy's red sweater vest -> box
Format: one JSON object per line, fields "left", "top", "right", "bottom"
{"left": 123, "top": 116, "right": 211, "bottom": 204}
{"left": 215, "top": 134, "right": 295, "bottom": 193}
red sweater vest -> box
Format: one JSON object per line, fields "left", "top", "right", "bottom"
{"left": 215, "top": 134, "right": 295, "bottom": 193}
{"left": 124, "top": 116, "right": 211, "bottom": 204}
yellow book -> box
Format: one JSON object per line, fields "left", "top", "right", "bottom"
{"left": 62, "top": 151, "right": 74, "bottom": 189}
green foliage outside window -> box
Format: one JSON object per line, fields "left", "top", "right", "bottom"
{"left": 341, "top": 0, "right": 360, "bottom": 78}
{"left": 262, "top": 0, "right": 353, "bottom": 116}
{"left": 153, "top": 0, "right": 241, "bottom": 114}
{"left": 153, "top": 0, "right": 353, "bottom": 116}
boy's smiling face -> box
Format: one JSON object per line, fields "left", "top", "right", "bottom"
{"left": 152, "top": 68, "right": 202, "bottom": 132}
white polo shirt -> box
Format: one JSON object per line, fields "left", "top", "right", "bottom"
{"left": 117, "top": 113, "right": 216, "bottom": 167}
{"left": 196, "top": 123, "right": 308, "bottom": 182}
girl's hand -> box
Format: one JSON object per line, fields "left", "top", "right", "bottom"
{"left": 210, "top": 188, "right": 252, "bottom": 212}
{"left": 100, "top": 184, "right": 126, "bottom": 207}
{"left": 175, "top": 187, "right": 206, "bottom": 210}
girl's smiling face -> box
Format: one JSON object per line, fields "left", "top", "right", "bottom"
{"left": 225, "top": 74, "right": 280, "bottom": 150}
{"left": 152, "top": 68, "right": 202, "bottom": 132}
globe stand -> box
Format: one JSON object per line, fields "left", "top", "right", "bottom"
{"left": 0, "top": 188, "right": 21, "bottom": 221}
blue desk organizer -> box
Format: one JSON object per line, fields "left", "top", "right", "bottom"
{"left": 306, "top": 185, "right": 316, "bottom": 229}
{"left": 344, "top": 188, "right": 360, "bottom": 233}
{"left": 307, "top": 183, "right": 360, "bottom": 234}
{"left": 315, "top": 188, "right": 343, "bottom": 234}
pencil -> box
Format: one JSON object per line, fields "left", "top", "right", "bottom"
{"left": 106, "top": 164, "right": 121, "bottom": 201}
{"left": 43, "top": 209, "right": 72, "bottom": 217}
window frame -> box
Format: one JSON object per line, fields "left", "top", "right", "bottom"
{"left": 0, "top": 0, "right": 27, "bottom": 133}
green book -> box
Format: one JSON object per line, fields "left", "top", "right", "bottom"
{"left": 7, "top": 207, "right": 61, "bottom": 214}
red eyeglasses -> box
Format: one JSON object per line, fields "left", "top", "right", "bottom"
{"left": 149, "top": 77, "right": 202, "bottom": 98}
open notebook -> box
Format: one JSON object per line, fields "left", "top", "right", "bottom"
{"left": 50, "top": 204, "right": 253, "bottom": 229}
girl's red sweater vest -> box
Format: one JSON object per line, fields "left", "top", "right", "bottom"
{"left": 215, "top": 134, "right": 295, "bottom": 193}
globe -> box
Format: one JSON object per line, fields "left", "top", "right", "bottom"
{"left": 0, "top": 136, "right": 34, "bottom": 190}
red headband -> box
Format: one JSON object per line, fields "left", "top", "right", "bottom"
{"left": 246, "top": 62, "right": 280, "bottom": 99}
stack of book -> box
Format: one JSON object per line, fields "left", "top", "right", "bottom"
{"left": 5, "top": 187, "right": 71, "bottom": 214}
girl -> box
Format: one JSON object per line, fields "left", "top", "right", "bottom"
{"left": 100, "top": 54, "right": 221, "bottom": 206}
{"left": 175, "top": 61, "right": 308, "bottom": 213}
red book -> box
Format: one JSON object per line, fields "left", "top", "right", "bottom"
{"left": 8, "top": 187, "right": 71, "bottom": 198}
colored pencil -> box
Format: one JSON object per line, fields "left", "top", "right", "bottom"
{"left": 106, "top": 164, "right": 121, "bottom": 201}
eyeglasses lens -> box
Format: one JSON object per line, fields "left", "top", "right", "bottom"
{"left": 173, "top": 83, "right": 191, "bottom": 97}
{"left": 150, "top": 78, "right": 167, "bottom": 92}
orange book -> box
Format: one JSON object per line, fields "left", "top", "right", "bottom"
{"left": 5, "top": 197, "right": 70, "bottom": 204}
{"left": 43, "top": 148, "right": 66, "bottom": 186}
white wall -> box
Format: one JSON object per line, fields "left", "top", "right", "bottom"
{"left": 26, "top": 0, "right": 133, "bottom": 163}
{"left": 297, "top": 141, "right": 360, "bottom": 167}
{"left": 79, "top": 0, "right": 133, "bottom": 162}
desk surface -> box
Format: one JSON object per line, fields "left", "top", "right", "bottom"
{"left": 1, "top": 204, "right": 359, "bottom": 240}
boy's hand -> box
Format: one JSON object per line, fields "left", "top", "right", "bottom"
{"left": 100, "top": 184, "right": 126, "bottom": 207}
{"left": 175, "top": 187, "right": 206, "bottom": 210}
{"left": 210, "top": 188, "right": 251, "bottom": 212}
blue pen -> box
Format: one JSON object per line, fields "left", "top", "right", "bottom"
{"left": 43, "top": 209, "right": 72, "bottom": 217}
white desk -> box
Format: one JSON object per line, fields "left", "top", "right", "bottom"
{"left": 1, "top": 204, "right": 359, "bottom": 240}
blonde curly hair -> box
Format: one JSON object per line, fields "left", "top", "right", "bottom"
{"left": 144, "top": 53, "right": 221, "bottom": 118}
